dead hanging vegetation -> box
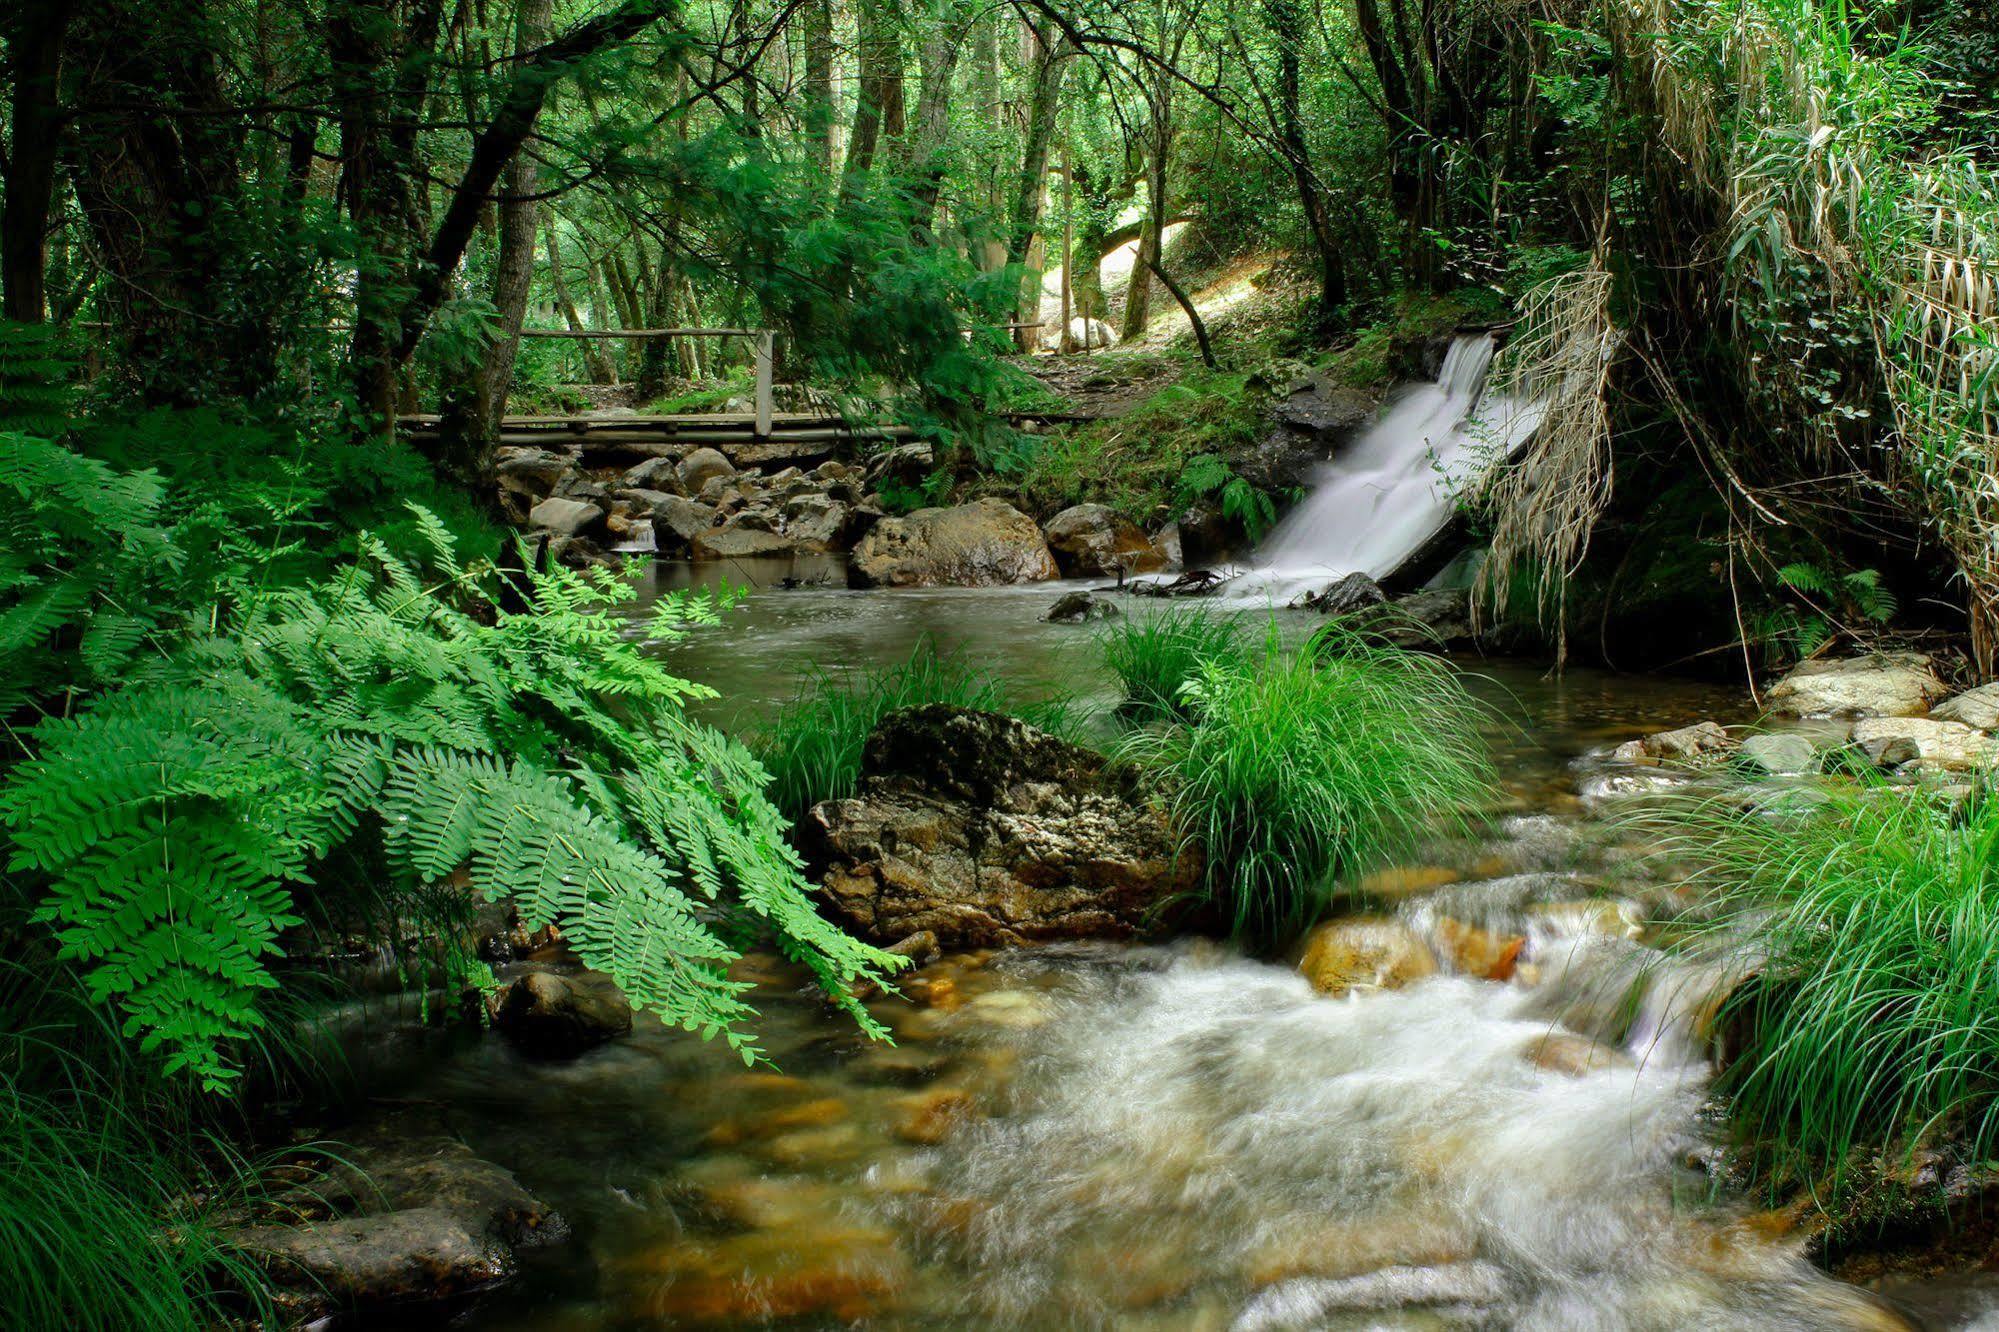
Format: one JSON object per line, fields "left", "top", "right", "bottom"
{"left": 1609, "top": 0, "right": 1999, "bottom": 672}
{"left": 1470, "top": 261, "right": 1621, "bottom": 656}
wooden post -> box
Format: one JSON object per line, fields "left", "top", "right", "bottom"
{"left": 754, "top": 330, "right": 774, "bottom": 438}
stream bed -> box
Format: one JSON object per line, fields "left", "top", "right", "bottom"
{"left": 379, "top": 562, "right": 1998, "bottom": 1330}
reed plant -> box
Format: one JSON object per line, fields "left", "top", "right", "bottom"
{"left": 1660, "top": 780, "right": 1999, "bottom": 1193}
{"left": 756, "top": 638, "right": 1075, "bottom": 821}
{"left": 1117, "top": 620, "right": 1494, "bottom": 941}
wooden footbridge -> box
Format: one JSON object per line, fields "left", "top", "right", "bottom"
{"left": 390, "top": 323, "right": 1083, "bottom": 465}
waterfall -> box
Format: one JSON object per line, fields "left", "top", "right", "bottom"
{"left": 1238, "top": 333, "right": 1542, "bottom": 602}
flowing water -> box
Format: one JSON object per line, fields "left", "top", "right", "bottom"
{"left": 1236, "top": 334, "right": 1541, "bottom": 605}
{"left": 364, "top": 568, "right": 1999, "bottom": 1331}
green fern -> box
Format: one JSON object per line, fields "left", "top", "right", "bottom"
{"left": 0, "top": 436, "right": 900, "bottom": 1089}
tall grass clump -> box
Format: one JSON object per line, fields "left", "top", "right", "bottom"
{"left": 757, "top": 639, "right": 1074, "bottom": 821}
{"left": 1662, "top": 781, "right": 1999, "bottom": 1194}
{"left": 0, "top": 1078, "right": 260, "bottom": 1332}
{"left": 1099, "top": 605, "right": 1249, "bottom": 722}
{"left": 1119, "top": 621, "right": 1494, "bottom": 940}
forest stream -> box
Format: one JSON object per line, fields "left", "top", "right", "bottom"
{"left": 323, "top": 564, "right": 1999, "bottom": 1332}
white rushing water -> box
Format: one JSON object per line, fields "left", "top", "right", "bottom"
{"left": 910, "top": 942, "right": 1909, "bottom": 1331}
{"left": 1234, "top": 333, "right": 1543, "bottom": 604}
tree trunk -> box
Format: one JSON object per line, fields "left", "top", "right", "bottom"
{"left": 1148, "top": 256, "right": 1213, "bottom": 367}
{"left": 904, "top": 0, "right": 972, "bottom": 233}
{"left": 838, "top": 0, "right": 907, "bottom": 208}
{"left": 1007, "top": 20, "right": 1074, "bottom": 349}
{"left": 1265, "top": 0, "right": 1346, "bottom": 327}
{"left": 1120, "top": 71, "right": 1173, "bottom": 343}
{"left": 546, "top": 229, "right": 617, "bottom": 384}
{"left": 801, "top": 0, "right": 834, "bottom": 178}
{"left": 433, "top": 0, "right": 553, "bottom": 486}
{"left": 1, "top": 0, "right": 71, "bottom": 322}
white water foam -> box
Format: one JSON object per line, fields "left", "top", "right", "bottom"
{"left": 1232, "top": 333, "right": 1543, "bottom": 604}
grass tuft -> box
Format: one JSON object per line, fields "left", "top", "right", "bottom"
{"left": 1116, "top": 619, "right": 1494, "bottom": 941}
{"left": 1658, "top": 780, "right": 1999, "bottom": 1195}
{"left": 1098, "top": 605, "right": 1250, "bottom": 723}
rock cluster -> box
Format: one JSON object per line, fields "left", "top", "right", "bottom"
{"left": 806, "top": 705, "right": 1201, "bottom": 946}
{"left": 502, "top": 440, "right": 898, "bottom": 567}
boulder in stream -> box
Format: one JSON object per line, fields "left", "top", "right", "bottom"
{"left": 527, "top": 495, "right": 603, "bottom": 537}
{"left": 1045, "top": 590, "right": 1120, "bottom": 623}
{"left": 1297, "top": 918, "right": 1438, "bottom": 997}
{"left": 678, "top": 446, "right": 737, "bottom": 493}
{"left": 806, "top": 705, "right": 1199, "bottom": 946}
{"left": 1767, "top": 652, "right": 1946, "bottom": 718}
{"left": 1850, "top": 716, "right": 1997, "bottom": 772}
{"left": 1042, "top": 503, "right": 1168, "bottom": 577}
{"left": 848, "top": 499, "right": 1059, "bottom": 588}
{"left": 494, "top": 965, "right": 633, "bottom": 1057}
{"left": 220, "top": 1116, "right": 567, "bottom": 1319}
{"left": 1931, "top": 682, "right": 1999, "bottom": 732}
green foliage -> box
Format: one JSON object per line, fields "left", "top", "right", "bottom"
{"left": 1749, "top": 561, "right": 1898, "bottom": 665}
{"left": 0, "top": 429, "right": 897, "bottom": 1089}
{"left": 0, "top": 322, "right": 76, "bottom": 437}
{"left": 1115, "top": 620, "right": 1495, "bottom": 940}
{"left": 1012, "top": 365, "right": 1276, "bottom": 527}
{"left": 756, "top": 639, "right": 1075, "bottom": 824}
{"left": 1175, "top": 453, "right": 1279, "bottom": 542}
{"left": 876, "top": 466, "right": 955, "bottom": 516}
{"left": 1658, "top": 781, "right": 1999, "bottom": 1196}
{"left": 1098, "top": 605, "right": 1249, "bottom": 723}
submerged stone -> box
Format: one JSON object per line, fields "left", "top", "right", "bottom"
{"left": 1737, "top": 732, "right": 1820, "bottom": 775}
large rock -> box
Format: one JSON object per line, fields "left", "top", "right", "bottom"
{"left": 678, "top": 447, "right": 737, "bottom": 494}
{"left": 1738, "top": 732, "right": 1820, "bottom": 776}
{"left": 527, "top": 496, "right": 603, "bottom": 537}
{"left": 494, "top": 967, "right": 633, "bottom": 1057}
{"left": 1640, "top": 721, "right": 1734, "bottom": 760}
{"left": 621, "top": 455, "right": 684, "bottom": 491}
{"left": 1850, "top": 717, "right": 1997, "bottom": 772}
{"left": 848, "top": 499, "right": 1058, "bottom": 588}
{"left": 1767, "top": 653, "right": 1946, "bottom": 718}
{"left": 494, "top": 446, "right": 577, "bottom": 510}
{"left": 1042, "top": 503, "right": 1167, "bottom": 577}
{"left": 651, "top": 495, "right": 717, "bottom": 552}
{"left": 1932, "top": 683, "right": 1999, "bottom": 732}
{"left": 221, "top": 1118, "right": 566, "bottom": 1319}
{"left": 806, "top": 706, "right": 1199, "bottom": 946}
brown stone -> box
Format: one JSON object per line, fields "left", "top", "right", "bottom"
{"left": 848, "top": 499, "right": 1059, "bottom": 588}
{"left": 628, "top": 1226, "right": 906, "bottom": 1323}
{"left": 1298, "top": 918, "right": 1438, "bottom": 997}
{"left": 1432, "top": 916, "right": 1525, "bottom": 981}
{"left": 1522, "top": 1031, "right": 1633, "bottom": 1077}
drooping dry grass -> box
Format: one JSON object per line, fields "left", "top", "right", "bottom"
{"left": 1472, "top": 263, "right": 1621, "bottom": 647}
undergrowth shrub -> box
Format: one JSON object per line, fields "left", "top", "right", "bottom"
{"left": 1099, "top": 605, "right": 1249, "bottom": 722}
{"left": 1657, "top": 781, "right": 1999, "bottom": 1195}
{"left": 757, "top": 639, "right": 1076, "bottom": 822}
{"left": 1117, "top": 620, "right": 1493, "bottom": 940}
